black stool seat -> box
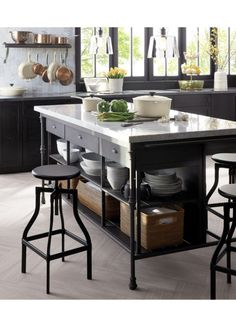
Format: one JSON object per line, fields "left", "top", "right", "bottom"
{"left": 32, "top": 164, "right": 80, "bottom": 180}
{"left": 219, "top": 184, "right": 236, "bottom": 200}
{"left": 212, "top": 153, "right": 236, "bottom": 165}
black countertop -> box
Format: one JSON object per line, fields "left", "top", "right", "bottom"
{"left": 0, "top": 88, "right": 236, "bottom": 102}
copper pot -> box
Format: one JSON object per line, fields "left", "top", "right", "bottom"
{"left": 9, "top": 31, "right": 32, "bottom": 44}
{"left": 57, "top": 36, "right": 69, "bottom": 44}
{"left": 42, "top": 69, "right": 49, "bottom": 83}
{"left": 33, "top": 63, "right": 45, "bottom": 75}
{"left": 34, "top": 33, "right": 52, "bottom": 44}
{"left": 59, "top": 70, "right": 74, "bottom": 85}
{"left": 56, "top": 66, "right": 73, "bottom": 82}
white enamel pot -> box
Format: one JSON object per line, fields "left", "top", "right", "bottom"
{"left": 75, "top": 95, "right": 103, "bottom": 112}
{"left": 133, "top": 92, "right": 172, "bottom": 117}
{"left": 18, "top": 53, "right": 37, "bottom": 80}
{"left": 47, "top": 52, "right": 60, "bottom": 83}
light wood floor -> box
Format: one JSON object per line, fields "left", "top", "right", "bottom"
{"left": 0, "top": 157, "right": 236, "bottom": 299}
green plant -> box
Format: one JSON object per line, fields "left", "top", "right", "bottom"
{"left": 105, "top": 67, "right": 127, "bottom": 79}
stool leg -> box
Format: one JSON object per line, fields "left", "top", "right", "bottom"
{"left": 206, "top": 164, "right": 220, "bottom": 204}
{"left": 46, "top": 190, "right": 56, "bottom": 294}
{"left": 22, "top": 187, "right": 42, "bottom": 274}
{"left": 59, "top": 193, "right": 65, "bottom": 262}
{"left": 226, "top": 215, "right": 236, "bottom": 284}
{"left": 72, "top": 190, "right": 92, "bottom": 280}
{"left": 210, "top": 203, "right": 230, "bottom": 299}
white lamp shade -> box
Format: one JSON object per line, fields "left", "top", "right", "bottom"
{"left": 147, "top": 35, "right": 179, "bottom": 58}
{"left": 89, "top": 35, "right": 113, "bottom": 55}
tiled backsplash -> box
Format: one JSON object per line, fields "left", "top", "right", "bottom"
{"left": 0, "top": 27, "right": 76, "bottom": 94}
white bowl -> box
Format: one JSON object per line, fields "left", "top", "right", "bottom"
{"left": 0, "top": 86, "right": 26, "bottom": 96}
{"left": 62, "top": 149, "right": 80, "bottom": 163}
{"left": 106, "top": 163, "right": 129, "bottom": 190}
{"left": 80, "top": 160, "right": 101, "bottom": 176}
{"left": 56, "top": 139, "right": 80, "bottom": 157}
{"left": 81, "top": 152, "right": 101, "bottom": 169}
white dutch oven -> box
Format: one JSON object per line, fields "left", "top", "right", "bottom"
{"left": 133, "top": 92, "right": 172, "bottom": 117}
{"left": 73, "top": 95, "right": 103, "bottom": 112}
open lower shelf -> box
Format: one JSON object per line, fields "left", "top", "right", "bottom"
{"left": 50, "top": 153, "right": 199, "bottom": 206}
{"left": 62, "top": 194, "right": 215, "bottom": 258}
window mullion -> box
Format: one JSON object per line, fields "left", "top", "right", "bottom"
{"left": 130, "top": 27, "right": 133, "bottom": 76}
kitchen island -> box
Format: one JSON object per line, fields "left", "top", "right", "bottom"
{"left": 35, "top": 103, "right": 236, "bottom": 290}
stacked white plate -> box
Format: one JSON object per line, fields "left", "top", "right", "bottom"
{"left": 144, "top": 169, "right": 182, "bottom": 197}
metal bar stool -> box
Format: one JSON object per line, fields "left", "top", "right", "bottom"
{"left": 210, "top": 184, "right": 236, "bottom": 299}
{"left": 206, "top": 153, "right": 236, "bottom": 240}
{"left": 21, "top": 164, "right": 92, "bottom": 294}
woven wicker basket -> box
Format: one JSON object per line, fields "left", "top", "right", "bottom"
{"left": 120, "top": 202, "right": 184, "bottom": 250}
{"left": 77, "top": 178, "right": 120, "bottom": 220}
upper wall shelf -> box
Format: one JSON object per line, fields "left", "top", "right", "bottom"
{"left": 3, "top": 42, "right": 72, "bottom": 63}
{"left": 3, "top": 42, "right": 72, "bottom": 48}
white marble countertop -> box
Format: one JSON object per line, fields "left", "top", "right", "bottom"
{"left": 35, "top": 103, "right": 236, "bottom": 145}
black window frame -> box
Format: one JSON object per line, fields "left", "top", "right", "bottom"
{"left": 75, "top": 27, "right": 236, "bottom": 91}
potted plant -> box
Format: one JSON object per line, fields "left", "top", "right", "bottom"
{"left": 105, "top": 67, "right": 127, "bottom": 92}
{"left": 207, "top": 28, "right": 236, "bottom": 91}
{"left": 179, "top": 52, "right": 204, "bottom": 90}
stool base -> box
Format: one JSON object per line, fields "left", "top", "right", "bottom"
{"left": 210, "top": 202, "right": 236, "bottom": 299}
{"left": 21, "top": 185, "right": 92, "bottom": 294}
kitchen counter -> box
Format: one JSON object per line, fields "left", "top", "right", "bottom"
{"left": 35, "top": 102, "right": 236, "bottom": 290}
{"left": 0, "top": 87, "right": 235, "bottom": 102}
{"left": 35, "top": 103, "right": 236, "bottom": 146}
{"left": 69, "top": 87, "right": 236, "bottom": 98}
{"left": 0, "top": 92, "right": 77, "bottom": 102}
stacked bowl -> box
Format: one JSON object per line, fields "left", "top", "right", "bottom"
{"left": 56, "top": 139, "right": 81, "bottom": 163}
{"left": 107, "top": 163, "right": 129, "bottom": 190}
{"left": 80, "top": 152, "right": 102, "bottom": 176}
{"left": 144, "top": 169, "right": 182, "bottom": 197}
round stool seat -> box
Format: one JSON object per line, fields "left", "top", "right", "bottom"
{"left": 212, "top": 153, "right": 236, "bottom": 165}
{"left": 219, "top": 184, "right": 236, "bottom": 200}
{"left": 32, "top": 164, "right": 80, "bottom": 180}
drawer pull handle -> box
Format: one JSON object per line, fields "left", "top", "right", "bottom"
{"left": 52, "top": 125, "right": 56, "bottom": 129}
{"left": 112, "top": 148, "right": 118, "bottom": 154}
{"left": 78, "top": 135, "right": 83, "bottom": 140}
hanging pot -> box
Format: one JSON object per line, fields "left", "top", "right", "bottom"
{"left": 56, "top": 65, "right": 73, "bottom": 83}
{"left": 133, "top": 92, "right": 172, "bottom": 117}
{"left": 47, "top": 52, "right": 60, "bottom": 83}
{"left": 18, "top": 53, "right": 37, "bottom": 80}
{"left": 41, "top": 53, "right": 50, "bottom": 83}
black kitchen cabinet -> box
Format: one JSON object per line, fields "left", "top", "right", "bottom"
{"left": 173, "top": 94, "right": 212, "bottom": 116}
{"left": 0, "top": 101, "right": 22, "bottom": 173}
{"left": 211, "top": 94, "right": 236, "bottom": 120}
{"left": 0, "top": 97, "right": 81, "bottom": 173}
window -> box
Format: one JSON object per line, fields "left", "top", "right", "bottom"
{"left": 118, "top": 27, "right": 145, "bottom": 77}
{"left": 186, "top": 27, "right": 211, "bottom": 75}
{"left": 78, "top": 27, "right": 236, "bottom": 88}
{"left": 152, "top": 27, "right": 179, "bottom": 77}
{"left": 216, "top": 28, "right": 236, "bottom": 74}
{"left": 80, "top": 27, "right": 110, "bottom": 77}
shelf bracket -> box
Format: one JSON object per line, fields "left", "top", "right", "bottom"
{"left": 3, "top": 47, "right": 9, "bottom": 64}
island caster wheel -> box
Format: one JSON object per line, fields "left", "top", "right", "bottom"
{"left": 129, "top": 278, "right": 137, "bottom": 290}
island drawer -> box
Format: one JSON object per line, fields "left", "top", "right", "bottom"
{"left": 101, "top": 139, "right": 128, "bottom": 166}
{"left": 65, "top": 126, "right": 99, "bottom": 152}
{"left": 46, "top": 119, "right": 65, "bottom": 138}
